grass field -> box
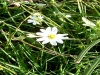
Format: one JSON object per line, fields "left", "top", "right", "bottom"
{"left": 0, "top": 0, "right": 100, "bottom": 75}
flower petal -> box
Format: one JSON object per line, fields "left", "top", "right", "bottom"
{"left": 29, "top": 16, "right": 34, "bottom": 19}
{"left": 42, "top": 40, "right": 49, "bottom": 44}
{"left": 39, "top": 16, "right": 43, "bottom": 20}
{"left": 82, "top": 17, "right": 95, "bottom": 26}
{"left": 34, "top": 13, "right": 40, "bottom": 15}
{"left": 46, "top": 27, "right": 52, "bottom": 32}
{"left": 33, "top": 22, "right": 37, "bottom": 25}
{"left": 40, "top": 29, "right": 45, "bottom": 32}
{"left": 50, "top": 40, "right": 57, "bottom": 46}
{"left": 61, "top": 37, "right": 69, "bottom": 39}
{"left": 52, "top": 27, "right": 58, "bottom": 34}
{"left": 56, "top": 39, "right": 63, "bottom": 44}
{"left": 27, "top": 19, "right": 33, "bottom": 23}
{"left": 57, "top": 34, "right": 69, "bottom": 40}
{"left": 27, "top": 34, "right": 36, "bottom": 38}
{"left": 82, "top": 24, "right": 89, "bottom": 26}
{"left": 82, "top": 17, "right": 91, "bottom": 24}
{"left": 36, "top": 32, "right": 45, "bottom": 36}
{"left": 57, "top": 34, "right": 68, "bottom": 38}
{"left": 37, "top": 38, "right": 45, "bottom": 41}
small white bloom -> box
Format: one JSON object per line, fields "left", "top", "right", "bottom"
{"left": 65, "top": 15, "right": 71, "bottom": 18}
{"left": 82, "top": 17, "right": 96, "bottom": 27}
{"left": 36, "top": 27, "right": 69, "bottom": 46}
{"left": 27, "top": 13, "right": 43, "bottom": 25}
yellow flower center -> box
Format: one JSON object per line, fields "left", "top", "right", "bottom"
{"left": 48, "top": 34, "right": 56, "bottom": 39}
{"left": 36, "top": 18, "right": 41, "bottom": 22}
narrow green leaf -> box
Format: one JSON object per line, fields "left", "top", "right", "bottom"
{"left": 75, "top": 39, "right": 100, "bottom": 63}
{"left": 0, "top": 47, "right": 16, "bottom": 62}
{"left": 84, "top": 56, "right": 100, "bottom": 75}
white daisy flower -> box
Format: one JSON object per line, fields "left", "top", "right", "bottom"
{"left": 82, "top": 17, "right": 96, "bottom": 27}
{"left": 36, "top": 27, "right": 69, "bottom": 46}
{"left": 27, "top": 13, "right": 43, "bottom": 25}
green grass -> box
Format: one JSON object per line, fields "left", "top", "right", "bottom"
{"left": 0, "top": 0, "right": 100, "bottom": 75}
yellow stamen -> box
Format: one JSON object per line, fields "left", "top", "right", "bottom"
{"left": 48, "top": 34, "right": 56, "bottom": 39}
{"left": 36, "top": 18, "right": 41, "bottom": 22}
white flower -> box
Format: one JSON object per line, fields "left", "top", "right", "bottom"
{"left": 82, "top": 17, "right": 96, "bottom": 27}
{"left": 27, "top": 13, "right": 43, "bottom": 25}
{"left": 36, "top": 27, "right": 69, "bottom": 46}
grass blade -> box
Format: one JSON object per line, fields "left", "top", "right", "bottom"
{"left": 84, "top": 56, "right": 100, "bottom": 75}
{"left": 75, "top": 39, "right": 100, "bottom": 63}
